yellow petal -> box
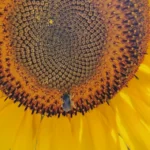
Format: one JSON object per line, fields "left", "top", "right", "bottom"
{"left": 85, "top": 108, "right": 121, "bottom": 150}
{"left": 37, "top": 116, "right": 75, "bottom": 150}
{"left": 123, "top": 87, "right": 150, "bottom": 125}
{"left": 98, "top": 104, "right": 128, "bottom": 150}
{"left": 36, "top": 116, "right": 56, "bottom": 150}
{"left": 111, "top": 93, "right": 150, "bottom": 150}
{"left": 128, "top": 65, "right": 150, "bottom": 106}
{"left": 119, "top": 136, "right": 129, "bottom": 150}
{"left": 0, "top": 92, "right": 13, "bottom": 111}
{"left": 32, "top": 114, "right": 41, "bottom": 147}
{"left": 139, "top": 64, "right": 150, "bottom": 75}
{"left": 0, "top": 101, "right": 25, "bottom": 150}
{"left": 51, "top": 116, "right": 76, "bottom": 150}
{"left": 12, "top": 109, "right": 41, "bottom": 150}
{"left": 70, "top": 113, "right": 94, "bottom": 150}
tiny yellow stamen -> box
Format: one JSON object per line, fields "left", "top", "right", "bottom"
{"left": 49, "top": 19, "right": 53, "bottom": 25}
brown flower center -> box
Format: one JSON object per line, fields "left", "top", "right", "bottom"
{"left": 0, "top": 0, "right": 149, "bottom": 117}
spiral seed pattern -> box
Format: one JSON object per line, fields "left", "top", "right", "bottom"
{"left": 0, "top": 0, "right": 149, "bottom": 116}
{"left": 7, "top": 0, "right": 107, "bottom": 90}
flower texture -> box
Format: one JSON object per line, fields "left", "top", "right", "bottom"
{"left": 0, "top": 0, "right": 149, "bottom": 150}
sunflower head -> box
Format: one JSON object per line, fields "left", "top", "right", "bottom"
{"left": 0, "top": 0, "right": 149, "bottom": 117}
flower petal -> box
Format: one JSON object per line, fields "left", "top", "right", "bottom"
{"left": 36, "top": 116, "right": 56, "bottom": 150}
{"left": 0, "top": 92, "right": 13, "bottom": 112}
{"left": 0, "top": 101, "right": 25, "bottom": 150}
{"left": 12, "top": 110, "right": 41, "bottom": 150}
{"left": 70, "top": 113, "right": 94, "bottom": 150}
{"left": 85, "top": 108, "right": 121, "bottom": 150}
{"left": 98, "top": 104, "right": 129, "bottom": 150}
{"left": 111, "top": 92, "right": 150, "bottom": 150}
{"left": 36, "top": 116, "right": 75, "bottom": 150}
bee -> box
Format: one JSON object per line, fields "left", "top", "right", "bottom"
{"left": 61, "top": 93, "right": 75, "bottom": 112}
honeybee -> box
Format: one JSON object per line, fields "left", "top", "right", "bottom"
{"left": 61, "top": 93, "right": 75, "bottom": 112}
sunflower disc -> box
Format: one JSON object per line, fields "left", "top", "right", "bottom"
{"left": 0, "top": 0, "right": 149, "bottom": 117}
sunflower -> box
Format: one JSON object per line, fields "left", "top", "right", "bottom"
{"left": 0, "top": 0, "right": 149, "bottom": 150}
